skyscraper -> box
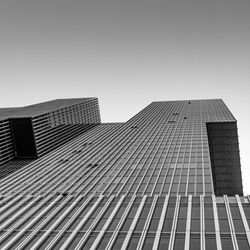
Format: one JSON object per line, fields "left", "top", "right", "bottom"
{"left": 0, "top": 99, "right": 249, "bottom": 249}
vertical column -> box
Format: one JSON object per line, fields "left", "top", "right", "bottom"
{"left": 121, "top": 195, "right": 147, "bottom": 250}
{"left": 224, "top": 195, "right": 239, "bottom": 250}
{"left": 90, "top": 195, "right": 125, "bottom": 250}
{"left": 212, "top": 195, "right": 222, "bottom": 250}
{"left": 106, "top": 195, "right": 136, "bottom": 250}
{"left": 235, "top": 195, "right": 250, "bottom": 247}
{"left": 137, "top": 195, "right": 158, "bottom": 249}
{"left": 184, "top": 195, "right": 192, "bottom": 250}
{"left": 200, "top": 195, "right": 205, "bottom": 250}
{"left": 152, "top": 196, "right": 169, "bottom": 249}
{"left": 168, "top": 195, "right": 181, "bottom": 250}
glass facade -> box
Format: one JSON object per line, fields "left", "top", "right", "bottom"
{"left": 0, "top": 99, "right": 248, "bottom": 249}
{"left": 0, "top": 194, "right": 250, "bottom": 249}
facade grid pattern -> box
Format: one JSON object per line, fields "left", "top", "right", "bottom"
{"left": 0, "top": 98, "right": 101, "bottom": 166}
{"left": 0, "top": 98, "right": 247, "bottom": 249}
{"left": 32, "top": 98, "right": 101, "bottom": 157}
{"left": 1, "top": 194, "right": 250, "bottom": 249}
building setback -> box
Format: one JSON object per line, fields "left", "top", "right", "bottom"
{"left": 0, "top": 98, "right": 249, "bottom": 249}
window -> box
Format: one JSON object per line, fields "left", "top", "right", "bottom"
{"left": 148, "top": 218, "right": 160, "bottom": 231}
{"left": 221, "top": 236, "right": 234, "bottom": 250}
{"left": 135, "top": 218, "right": 147, "bottom": 231}
{"left": 205, "top": 235, "right": 217, "bottom": 250}
{"left": 219, "top": 219, "right": 230, "bottom": 232}
{"left": 236, "top": 234, "right": 250, "bottom": 250}
{"left": 205, "top": 217, "right": 215, "bottom": 232}
{"left": 233, "top": 219, "right": 245, "bottom": 233}
{"left": 191, "top": 218, "right": 200, "bottom": 232}
{"left": 143, "top": 233, "right": 155, "bottom": 250}
{"left": 173, "top": 234, "right": 185, "bottom": 250}
{"left": 127, "top": 233, "right": 141, "bottom": 250}
{"left": 190, "top": 236, "right": 200, "bottom": 249}
{"left": 158, "top": 234, "right": 170, "bottom": 249}
{"left": 83, "top": 234, "right": 98, "bottom": 248}
{"left": 163, "top": 218, "right": 174, "bottom": 232}
{"left": 112, "top": 233, "right": 126, "bottom": 249}
{"left": 97, "top": 232, "right": 112, "bottom": 249}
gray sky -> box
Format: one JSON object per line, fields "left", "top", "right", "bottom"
{"left": 0, "top": 0, "right": 250, "bottom": 193}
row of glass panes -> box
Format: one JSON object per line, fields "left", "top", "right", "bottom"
{"left": 0, "top": 194, "right": 249, "bottom": 249}
{"left": 0, "top": 124, "right": 121, "bottom": 195}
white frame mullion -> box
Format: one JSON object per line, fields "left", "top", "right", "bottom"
{"left": 224, "top": 195, "right": 239, "bottom": 250}
{"left": 90, "top": 195, "right": 125, "bottom": 250}
{"left": 168, "top": 195, "right": 181, "bottom": 250}
{"left": 121, "top": 195, "right": 147, "bottom": 250}
{"left": 105, "top": 195, "right": 136, "bottom": 250}
{"left": 184, "top": 195, "right": 192, "bottom": 250}
{"left": 200, "top": 195, "right": 205, "bottom": 250}
{"left": 30, "top": 195, "right": 84, "bottom": 250}
{"left": 59, "top": 195, "right": 103, "bottom": 250}
{"left": 74, "top": 196, "right": 115, "bottom": 250}
{"left": 152, "top": 195, "right": 169, "bottom": 249}
{"left": 212, "top": 195, "right": 222, "bottom": 250}
{"left": 136, "top": 195, "right": 158, "bottom": 250}
{"left": 1, "top": 195, "right": 63, "bottom": 250}
{"left": 235, "top": 195, "right": 250, "bottom": 246}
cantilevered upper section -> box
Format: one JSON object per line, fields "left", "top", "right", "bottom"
{"left": 0, "top": 98, "right": 101, "bottom": 165}
{"left": 0, "top": 98, "right": 98, "bottom": 120}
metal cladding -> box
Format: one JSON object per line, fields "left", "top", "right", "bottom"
{"left": 0, "top": 99, "right": 249, "bottom": 250}
{"left": 0, "top": 98, "right": 101, "bottom": 166}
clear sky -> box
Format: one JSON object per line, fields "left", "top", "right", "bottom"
{"left": 0, "top": 0, "right": 250, "bottom": 194}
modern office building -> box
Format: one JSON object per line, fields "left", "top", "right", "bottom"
{"left": 0, "top": 98, "right": 249, "bottom": 250}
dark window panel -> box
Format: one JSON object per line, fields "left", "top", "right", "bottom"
{"left": 192, "top": 206, "right": 200, "bottom": 219}
{"left": 190, "top": 237, "right": 201, "bottom": 250}
{"left": 166, "top": 206, "right": 176, "bottom": 218}
{"left": 112, "top": 233, "right": 126, "bottom": 249}
{"left": 191, "top": 218, "right": 200, "bottom": 232}
{"left": 236, "top": 235, "right": 250, "bottom": 250}
{"left": 108, "top": 218, "right": 120, "bottom": 231}
{"left": 93, "top": 218, "right": 107, "bottom": 231}
{"left": 173, "top": 236, "right": 185, "bottom": 250}
{"left": 219, "top": 219, "right": 230, "bottom": 232}
{"left": 233, "top": 219, "right": 245, "bottom": 233}
{"left": 121, "top": 218, "right": 133, "bottom": 231}
{"left": 230, "top": 205, "right": 241, "bottom": 219}
{"left": 178, "top": 205, "right": 188, "bottom": 217}
{"left": 205, "top": 219, "right": 215, "bottom": 232}
{"left": 96, "top": 233, "right": 112, "bottom": 250}
{"left": 204, "top": 206, "right": 214, "bottom": 218}
{"left": 163, "top": 218, "right": 174, "bottom": 232}
{"left": 82, "top": 235, "right": 97, "bottom": 249}
{"left": 148, "top": 218, "right": 160, "bottom": 231}
{"left": 221, "top": 237, "right": 234, "bottom": 250}
{"left": 142, "top": 234, "right": 155, "bottom": 250}
{"left": 217, "top": 205, "right": 227, "bottom": 219}
{"left": 127, "top": 234, "right": 141, "bottom": 250}
{"left": 205, "top": 236, "right": 217, "bottom": 250}
{"left": 158, "top": 234, "right": 170, "bottom": 249}
{"left": 176, "top": 218, "right": 187, "bottom": 232}
{"left": 135, "top": 218, "right": 147, "bottom": 231}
